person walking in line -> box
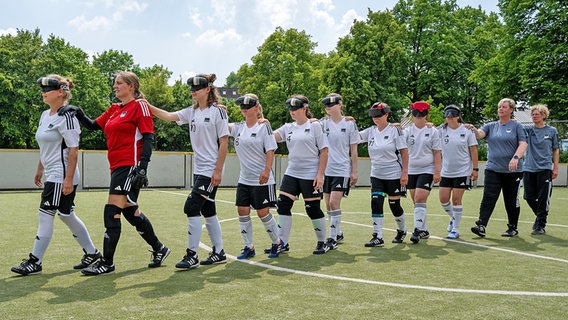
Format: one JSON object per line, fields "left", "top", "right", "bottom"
{"left": 58, "top": 71, "right": 170, "bottom": 275}
{"left": 149, "top": 74, "right": 228, "bottom": 269}
{"left": 12, "top": 75, "right": 100, "bottom": 275}
{"left": 229, "top": 94, "right": 282, "bottom": 259}
{"left": 437, "top": 105, "right": 479, "bottom": 239}
{"left": 358, "top": 102, "right": 409, "bottom": 247}
{"left": 319, "top": 93, "right": 360, "bottom": 249}
{"left": 271, "top": 95, "right": 330, "bottom": 255}
{"left": 404, "top": 102, "right": 441, "bottom": 243}
{"left": 469, "top": 98, "right": 527, "bottom": 237}
{"left": 523, "top": 104, "right": 560, "bottom": 235}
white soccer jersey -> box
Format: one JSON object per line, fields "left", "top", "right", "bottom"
{"left": 404, "top": 124, "right": 441, "bottom": 175}
{"left": 35, "top": 110, "right": 80, "bottom": 185}
{"left": 276, "top": 121, "right": 328, "bottom": 180}
{"left": 359, "top": 124, "right": 407, "bottom": 180}
{"left": 438, "top": 124, "right": 478, "bottom": 178}
{"left": 230, "top": 122, "right": 277, "bottom": 186}
{"left": 176, "top": 105, "right": 229, "bottom": 177}
{"left": 321, "top": 117, "right": 360, "bottom": 177}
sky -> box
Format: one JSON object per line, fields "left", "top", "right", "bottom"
{"left": 1, "top": 0, "right": 499, "bottom": 86}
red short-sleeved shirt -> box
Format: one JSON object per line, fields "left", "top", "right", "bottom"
{"left": 96, "top": 100, "right": 153, "bottom": 172}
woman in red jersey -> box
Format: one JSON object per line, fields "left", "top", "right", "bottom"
{"left": 59, "top": 71, "right": 170, "bottom": 275}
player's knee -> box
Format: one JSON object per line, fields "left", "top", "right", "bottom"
{"left": 304, "top": 200, "right": 324, "bottom": 219}
{"left": 389, "top": 199, "right": 404, "bottom": 217}
{"left": 201, "top": 200, "right": 217, "bottom": 218}
{"left": 122, "top": 205, "right": 145, "bottom": 226}
{"left": 371, "top": 192, "right": 384, "bottom": 216}
{"left": 104, "top": 204, "right": 122, "bottom": 229}
{"left": 277, "top": 195, "right": 294, "bottom": 216}
{"left": 184, "top": 192, "right": 206, "bottom": 217}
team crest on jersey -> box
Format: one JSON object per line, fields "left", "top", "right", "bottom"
{"left": 120, "top": 111, "right": 127, "bottom": 117}
{"left": 251, "top": 133, "right": 257, "bottom": 138}
{"left": 48, "top": 124, "right": 54, "bottom": 129}
{"left": 384, "top": 136, "right": 389, "bottom": 139}
{"left": 304, "top": 129, "right": 310, "bottom": 133}
{"left": 506, "top": 128, "right": 512, "bottom": 133}
{"left": 460, "top": 134, "right": 465, "bottom": 137}
{"left": 341, "top": 128, "right": 346, "bottom": 132}
{"left": 204, "top": 118, "right": 210, "bottom": 123}
{"left": 425, "top": 133, "right": 430, "bottom": 137}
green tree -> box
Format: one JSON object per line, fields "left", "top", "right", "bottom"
{"left": 497, "top": 0, "right": 568, "bottom": 119}
{"left": 224, "top": 71, "right": 241, "bottom": 88}
{"left": 92, "top": 49, "right": 138, "bottom": 103}
{"left": 322, "top": 10, "right": 408, "bottom": 129}
{"left": 237, "top": 27, "right": 323, "bottom": 130}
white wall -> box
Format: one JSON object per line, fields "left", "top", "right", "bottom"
{"left": 1, "top": 149, "right": 567, "bottom": 190}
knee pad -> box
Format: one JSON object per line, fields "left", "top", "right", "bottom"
{"left": 304, "top": 200, "right": 324, "bottom": 219}
{"left": 389, "top": 199, "right": 404, "bottom": 217}
{"left": 201, "top": 200, "right": 217, "bottom": 218}
{"left": 277, "top": 195, "right": 294, "bottom": 216}
{"left": 371, "top": 192, "right": 385, "bottom": 216}
{"left": 123, "top": 205, "right": 145, "bottom": 227}
{"left": 104, "top": 204, "right": 122, "bottom": 229}
{"left": 184, "top": 192, "right": 207, "bottom": 217}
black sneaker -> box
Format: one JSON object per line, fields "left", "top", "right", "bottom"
{"left": 264, "top": 242, "right": 290, "bottom": 254}
{"left": 11, "top": 253, "right": 42, "bottom": 276}
{"left": 81, "top": 259, "right": 115, "bottom": 276}
{"left": 74, "top": 249, "right": 102, "bottom": 269}
{"left": 364, "top": 233, "right": 384, "bottom": 247}
{"left": 501, "top": 224, "right": 519, "bottom": 237}
{"left": 418, "top": 229, "right": 430, "bottom": 239}
{"left": 410, "top": 228, "right": 421, "bottom": 244}
{"left": 313, "top": 241, "right": 330, "bottom": 254}
{"left": 326, "top": 238, "right": 338, "bottom": 250}
{"left": 148, "top": 245, "right": 171, "bottom": 268}
{"left": 471, "top": 221, "right": 486, "bottom": 237}
{"left": 200, "top": 247, "right": 227, "bottom": 265}
{"left": 392, "top": 229, "right": 407, "bottom": 243}
{"left": 336, "top": 232, "right": 344, "bottom": 243}
{"left": 176, "top": 249, "right": 199, "bottom": 269}
{"left": 531, "top": 226, "right": 545, "bottom": 235}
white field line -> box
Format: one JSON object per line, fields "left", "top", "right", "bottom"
{"left": 152, "top": 189, "right": 568, "bottom": 296}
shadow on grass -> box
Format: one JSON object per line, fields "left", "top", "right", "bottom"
{"left": 0, "top": 269, "right": 78, "bottom": 303}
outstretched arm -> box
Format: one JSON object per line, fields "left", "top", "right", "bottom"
{"left": 148, "top": 104, "right": 180, "bottom": 122}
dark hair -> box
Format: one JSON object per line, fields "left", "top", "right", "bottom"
{"left": 290, "top": 94, "right": 312, "bottom": 118}
{"left": 117, "top": 71, "right": 144, "bottom": 99}
{"left": 193, "top": 73, "right": 220, "bottom": 109}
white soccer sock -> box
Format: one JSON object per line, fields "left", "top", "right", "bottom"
{"left": 328, "top": 210, "right": 341, "bottom": 240}
{"left": 32, "top": 209, "right": 56, "bottom": 261}
{"left": 58, "top": 210, "right": 97, "bottom": 254}
{"left": 238, "top": 215, "right": 253, "bottom": 248}
{"left": 441, "top": 201, "right": 453, "bottom": 218}
{"left": 278, "top": 214, "right": 293, "bottom": 245}
{"left": 205, "top": 215, "right": 224, "bottom": 253}
{"left": 394, "top": 214, "right": 406, "bottom": 232}
{"left": 452, "top": 205, "right": 463, "bottom": 232}
{"left": 311, "top": 217, "right": 327, "bottom": 242}
{"left": 371, "top": 216, "right": 384, "bottom": 238}
{"left": 187, "top": 216, "right": 203, "bottom": 254}
{"left": 261, "top": 213, "right": 279, "bottom": 244}
{"left": 413, "top": 203, "right": 427, "bottom": 231}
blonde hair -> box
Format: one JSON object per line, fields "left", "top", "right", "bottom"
{"left": 46, "top": 74, "right": 74, "bottom": 104}
{"left": 193, "top": 73, "right": 220, "bottom": 109}
{"left": 499, "top": 98, "right": 516, "bottom": 110}
{"left": 117, "top": 71, "right": 144, "bottom": 99}
{"left": 530, "top": 104, "right": 549, "bottom": 120}
{"left": 244, "top": 93, "right": 264, "bottom": 119}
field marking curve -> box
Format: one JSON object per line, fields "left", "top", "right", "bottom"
{"left": 152, "top": 189, "right": 568, "bottom": 296}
